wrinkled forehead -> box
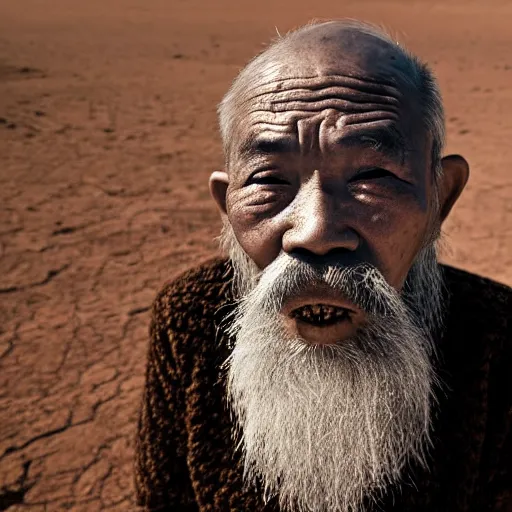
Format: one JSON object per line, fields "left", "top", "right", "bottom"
{"left": 228, "top": 49, "right": 427, "bottom": 165}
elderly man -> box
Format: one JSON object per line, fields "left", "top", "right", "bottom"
{"left": 134, "top": 20, "right": 511, "bottom": 512}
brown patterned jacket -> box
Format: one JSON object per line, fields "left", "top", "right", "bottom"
{"left": 135, "top": 258, "right": 511, "bottom": 512}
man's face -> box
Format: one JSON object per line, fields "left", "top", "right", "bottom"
{"left": 222, "top": 67, "right": 437, "bottom": 344}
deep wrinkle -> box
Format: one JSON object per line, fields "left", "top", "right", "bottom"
{"left": 232, "top": 73, "right": 411, "bottom": 177}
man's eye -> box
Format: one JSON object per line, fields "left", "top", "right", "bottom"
{"left": 248, "top": 173, "right": 289, "bottom": 186}
{"left": 351, "top": 168, "right": 397, "bottom": 181}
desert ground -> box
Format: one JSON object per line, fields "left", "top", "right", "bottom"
{"left": 0, "top": 0, "right": 511, "bottom": 510}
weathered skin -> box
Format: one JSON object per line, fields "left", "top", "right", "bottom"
{"left": 210, "top": 22, "right": 469, "bottom": 340}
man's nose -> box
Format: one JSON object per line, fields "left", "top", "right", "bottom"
{"left": 281, "top": 178, "right": 360, "bottom": 257}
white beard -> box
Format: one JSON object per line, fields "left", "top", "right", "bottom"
{"left": 219, "top": 222, "right": 445, "bottom": 512}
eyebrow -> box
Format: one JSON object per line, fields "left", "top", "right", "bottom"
{"left": 335, "top": 126, "right": 408, "bottom": 164}
{"left": 237, "top": 126, "right": 408, "bottom": 163}
{"left": 238, "top": 136, "right": 299, "bottom": 162}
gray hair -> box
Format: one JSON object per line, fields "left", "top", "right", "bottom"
{"left": 217, "top": 19, "right": 445, "bottom": 180}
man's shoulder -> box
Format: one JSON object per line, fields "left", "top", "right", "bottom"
{"left": 442, "top": 264, "right": 511, "bottom": 318}
{"left": 441, "top": 264, "right": 511, "bottom": 360}
{"left": 151, "top": 256, "right": 232, "bottom": 323}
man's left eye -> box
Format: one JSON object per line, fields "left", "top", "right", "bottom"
{"left": 351, "top": 168, "right": 397, "bottom": 181}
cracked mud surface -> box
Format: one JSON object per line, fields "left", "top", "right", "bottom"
{"left": 1, "top": 0, "right": 511, "bottom": 510}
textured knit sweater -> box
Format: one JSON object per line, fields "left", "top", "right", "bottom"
{"left": 134, "top": 258, "right": 511, "bottom": 512}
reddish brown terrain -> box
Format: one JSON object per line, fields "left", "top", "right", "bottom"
{"left": 0, "top": 0, "right": 510, "bottom": 510}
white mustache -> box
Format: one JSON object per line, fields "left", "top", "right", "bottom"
{"left": 253, "top": 255, "right": 405, "bottom": 318}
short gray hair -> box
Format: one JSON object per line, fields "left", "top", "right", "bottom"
{"left": 217, "top": 20, "right": 445, "bottom": 180}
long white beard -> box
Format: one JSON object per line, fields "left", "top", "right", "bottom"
{"left": 219, "top": 223, "right": 445, "bottom": 512}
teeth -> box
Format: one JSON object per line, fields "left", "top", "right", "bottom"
{"left": 293, "top": 304, "right": 349, "bottom": 324}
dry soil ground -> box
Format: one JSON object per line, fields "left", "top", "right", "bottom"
{"left": 0, "top": 0, "right": 511, "bottom": 510}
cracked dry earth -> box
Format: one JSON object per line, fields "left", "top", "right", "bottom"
{"left": 0, "top": 0, "right": 511, "bottom": 511}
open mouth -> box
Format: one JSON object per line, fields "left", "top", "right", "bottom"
{"left": 290, "top": 303, "right": 353, "bottom": 327}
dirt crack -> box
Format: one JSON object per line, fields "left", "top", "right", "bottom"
{"left": 0, "top": 264, "right": 71, "bottom": 294}
{"left": 0, "top": 460, "right": 32, "bottom": 511}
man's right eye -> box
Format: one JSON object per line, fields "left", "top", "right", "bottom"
{"left": 247, "top": 172, "right": 289, "bottom": 186}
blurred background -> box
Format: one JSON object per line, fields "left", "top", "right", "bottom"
{"left": 1, "top": 0, "right": 511, "bottom": 510}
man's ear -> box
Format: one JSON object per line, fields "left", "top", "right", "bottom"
{"left": 209, "top": 170, "right": 229, "bottom": 216}
{"left": 438, "top": 154, "right": 469, "bottom": 222}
